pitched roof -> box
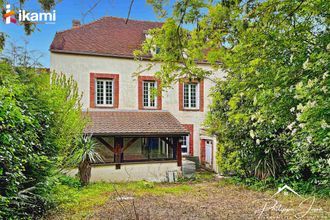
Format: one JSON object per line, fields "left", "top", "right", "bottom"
{"left": 50, "top": 16, "right": 163, "bottom": 58}
{"left": 84, "top": 111, "right": 189, "bottom": 136}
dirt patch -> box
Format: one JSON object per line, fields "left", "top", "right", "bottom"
{"left": 90, "top": 182, "right": 330, "bottom": 220}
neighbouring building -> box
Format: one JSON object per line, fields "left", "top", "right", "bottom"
{"left": 50, "top": 17, "right": 224, "bottom": 182}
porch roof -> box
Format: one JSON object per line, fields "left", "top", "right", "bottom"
{"left": 84, "top": 110, "right": 189, "bottom": 137}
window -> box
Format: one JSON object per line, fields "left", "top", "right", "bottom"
{"left": 123, "top": 138, "right": 174, "bottom": 161}
{"left": 138, "top": 76, "right": 162, "bottom": 110}
{"left": 155, "top": 47, "right": 160, "bottom": 54}
{"left": 96, "top": 79, "right": 113, "bottom": 106}
{"left": 94, "top": 137, "right": 114, "bottom": 163}
{"left": 183, "top": 83, "right": 199, "bottom": 109}
{"left": 143, "top": 81, "right": 157, "bottom": 108}
{"left": 91, "top": 137, "right": 176, "bottom": 164}
{"left": 180, "top": 135, "right": 189, "bottom": 155}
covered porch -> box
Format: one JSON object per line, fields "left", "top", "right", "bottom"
{"left": 83, "top": 110, "right": 189, "bottom": 182}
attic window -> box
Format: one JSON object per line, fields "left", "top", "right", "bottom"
{"left": 144, "top": 32, "right": 160, "bottom": 55}
{"left": 155, "top": 47, "right": 160, "bottom": 54}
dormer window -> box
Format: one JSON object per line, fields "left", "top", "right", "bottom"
{"left": 155, "top": 47, "right": 160, "bottom": 54}
{"left": 144, "top": 32, "right": 160, "bottom": 56}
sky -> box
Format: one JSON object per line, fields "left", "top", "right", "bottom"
{"left": 0, "top": 0, "right": 162, "bottom": 67}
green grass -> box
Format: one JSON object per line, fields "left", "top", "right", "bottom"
{"left": 48, "top": 174, "right": 329, "bottom": 219}
{"left": 195, "top": 171, "right": 215, "bottom": 181}
{"left": 177, "top": 171, "right": 216, "bottom": 183}
{"left": 50, "top": 178, "right": 194, "bottom": 219}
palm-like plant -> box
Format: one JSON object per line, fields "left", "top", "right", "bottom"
{"left": 254, "top": 148, "right": 285, "bottom": 180}
{"left": 76, "top": 135, "right": 103, "bottom": 185}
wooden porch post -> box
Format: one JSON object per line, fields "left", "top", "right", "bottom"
{"left": 114, "top": 137, "right": 123, "bottom": 164}
{"left": 174, "top": 137, "right": 182, "bottom": 167}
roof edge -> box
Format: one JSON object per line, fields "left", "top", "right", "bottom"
{"left": 50, "top": 49, "right": 210, "bottom": 64}
{"left": 85, "top": 132, "right": 189, "bottom": 137}
{"left": 50, "top": 49, "right": 149, "bottom": 60}
{"left": 55, "top": 16, "right": 164, "bottom": 35}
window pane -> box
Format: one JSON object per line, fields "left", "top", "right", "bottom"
{"left": 123, "top": 138, "right": 149, "bottom": 161}
{"left": 149, "top": 82, "right": 156, "bottom": 107}
{"left": 183, "top": 83, "right": 198, "bottom": 108}
{"left": 93, "top": 137, "right": 114, "bottom": 163}
{"left": 96, "top": 79, "right": 113, "bottom": 106}
{"left": 181, "top": 136, "right": 187, "bottom": 145}
{"left": 143, "top": 82, "right": 149, "bottom": 107}
{"left": 190, "top": 84, "right": 197, "bottom": 108}
{"left": 105, "top": 81, "right": 113, "bottom": 105}
{"left": 184, "top": 84, "right": 189, "bottom": 108}
{"left": 123, "top": 138, "right": 174, "bottom": 161}
{"left": 96, "top": 80, "right": 104, "bottom": 105}
{"left": 143, "top": 81, "right": 156, "bottom": 107}
{"left": 148, "top": 138, "right": 173, "bottom": 159}
{"left": 180, "top": 136, "right": 189, "bottom": 154}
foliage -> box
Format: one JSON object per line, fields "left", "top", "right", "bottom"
{"left": 0, "top": 61, "right": 86, "bottom": 218}
{"left": 228, "top": 176, "right": 330, "bottom": 197}
{"left": 178, "top": 171, "right": 215, "bottom": 183}
{"left": 63, "top": 135, "right": 102, "bottom": 168}
{"left": 0, "top": 41, "right": 44, "bottom": 68}
{"left": 57, "top": 175, "right": 82, "bottom": 189}
{"left": 139, "top": 0, "right": 330, "bottom": 194}
{"left": 63, "top": 135, "right": 103, "bottom": 186}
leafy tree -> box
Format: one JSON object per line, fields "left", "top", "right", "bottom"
{"left": 138, "top": 0, "right": 329, "bottom": 193}
{"left": 0, "top": 62, "right": 87, "bottom": 218}
{"left": 1, "top": 40, "right": 44, "bottom": 68}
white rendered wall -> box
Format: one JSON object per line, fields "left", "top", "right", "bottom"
{"left": 66, "top": 162, "right": 179, "bottom": 182}
{"left": 50, "top": 53, "right": 225, "bottom": 163}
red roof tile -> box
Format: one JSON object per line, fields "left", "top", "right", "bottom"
{"left": 50, "top": 16, "right": 163, "bottom": 58}
{"left": 84, "top": 111, "right": 189, "bottom": 136}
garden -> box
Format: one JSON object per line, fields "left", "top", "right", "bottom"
{"left": 47, "top": 173, "right": 330, "bottom": 219}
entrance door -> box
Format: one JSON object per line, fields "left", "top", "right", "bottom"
{"left": 205, "top": 140, "right": 212, "bottom": 165}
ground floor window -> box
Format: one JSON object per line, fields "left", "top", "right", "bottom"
{"left": 93, "top": 137, "right": 176, "bottom": 163}
{"left": 124, "top": 138, "right": 174, "bottom": 161}
{"left": 180, "top": 135, "right": 189, "bottom": 155}
{"left": 94, "top": 137, "right": 115, "bottom": 163}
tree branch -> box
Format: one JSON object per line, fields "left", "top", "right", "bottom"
{"left": 126, "top": 0, "right": 135, "bottom": 24}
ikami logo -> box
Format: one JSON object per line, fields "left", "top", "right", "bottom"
{"left": 3, "top": 4, "right": 16, "bottom": 24}
{"left": 2, "top": 4, "right": 56, "bottom": 24}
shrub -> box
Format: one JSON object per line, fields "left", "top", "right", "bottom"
{"left": 203, "top": 0, "right": 329, "bottom": 195}
{"left": 138, "top": 0, "right": 329, "bottom": 196}
{"left": 0, "top": 62, "right": 86, "bottom": 218}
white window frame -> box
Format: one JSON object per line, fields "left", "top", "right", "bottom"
{"left": 183, "top": 83, "right": 200, "bottom": 110}
{"left": 143, "top": 80, "right": 157, "bottom": 109}
{"left": 181, "top": 135, "right": 189, "bottom": 155}
{"left": 95, "top": 79, "right": 114, "bottom": 107}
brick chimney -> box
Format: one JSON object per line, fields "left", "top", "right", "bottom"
{"left": 72, "top": 19, "right": 81, "bottom": 28}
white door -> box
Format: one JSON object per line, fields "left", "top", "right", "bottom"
{"left": 205, "top": 140, "right": 212, "bottom": 165}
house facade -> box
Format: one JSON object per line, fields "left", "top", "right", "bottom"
{"left": 50, "top": 17, "right": 224, "bottom": 182}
